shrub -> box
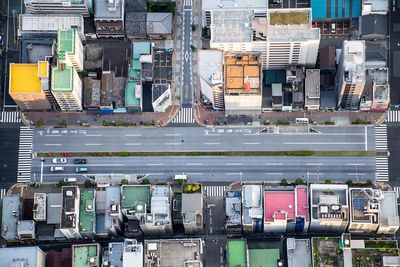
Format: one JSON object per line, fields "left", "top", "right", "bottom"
{"left": 294, "top": 178, "right": 305, "bottom": 185}
{"left": 191, "top": 24, "right": 196, "bottom": 31}
{"left": 324, "top": 121, "right": 335, "bottom": 125}
{"left": 117, "top": 152, "right": 129, "bottom": 157}
{"left": 276, "top": 120, "right": 290, "bottom": 126}
{"left": 84, "top": 180, "right": 96, "bottom": 187}
{"left": 57, "top": 180, "right": 67, "bottom": 187}
{"left": 263, "top": 120, "right": 271, "bottom": 125}
{"left": 141, "top": 178, "right": 150, "bottom": 185}
{"left": 175, "top": 179, "right": 184, "bottom": 186}
{"left": 351, "top": 119, "right": 370, "bottom": 125}
{"left": 280, "top": 179, "right": 289, "bottom": 186}
{"left": 346, "top": 180, "right": 353, "bottom": 186}
{"left": 36, "top": 119, "right": 45, "bottom": 127}
{"left": 59, "top": 120, "right": 68, "bottom": 127}
{"left": 325, "top": 179, "right": 333, "bottom": 184}
{"left": 365, "top": 179, "right": 373, "bottom": 186}
{"left": 120, "top": 179, "right": 129, "bottom": 185}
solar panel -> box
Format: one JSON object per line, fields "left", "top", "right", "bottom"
{"left": 353, "top": 196, "right": 364, "bottom": 210}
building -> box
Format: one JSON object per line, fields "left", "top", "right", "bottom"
{"left": 304, "top": 69, "right": 320, "bottom": 110}
{"left": 181, "top": 188, "right": 204, "bottom": 235}
{"left": 242, "top": 184, "right": 263, "bottom": 233}
{"left": 125, "top": 12, "right": 147, "bottom": 40}
{"left": 24, "top": 0, "right": 93, "bottom": 16}
{"left": 102, "top": 242, "right": 123, "bottom": 267}
{"left": 9, "top": 61, "right": 53, "bottom": 110}
{"left": 17, "top": 220, "right": 36, "bottom": 240}
{"left": 348, "top": 188, "right": 380, "bottom": 233}
{"left": 337, "top": 40, "right": 366, "bottom": 110}
{"left": 264, "top": 186, "right": 309, "bottom": 233}
{"left": 79, "top": 189, "right": 96, "bottom": 238}
{"left": 366, "top": 68, "right": 390, "bottom": 111}
{"left": 319, "top": 46, "right": 336, "bottom": 71}
{"left": 286, "top": 238, "right": 312, "bottom": 267}
{"left": 377, "top": 191, "right": 400, "bottom": 234}
{"left": 60, "top": 186, "right": 82, "bottom": 239}
{"left": 152, "top": 84, "right": 172, "bottom": 112}
{"left": 18, "top": 14, "right": 84, "bottom": 39}
{"left": 33, "top": 193, "right": 47, "bottom": 222}
{"left": 225, "top": 189, "right": 242, "bottom": 233}
{"left": 83, "top": 77, "right": 101, "bottom": 109}
{"left": 57, "top": 28, "right": 83, "bottom": 71}
{"left": 224, "top": 53, "right": 262, "bottom": 114}
{"left": 100, "top": 71, "right": 115, "bottom": 111}
{"left": 198, "top": 50, "right": 224, "bottom": 110}
{"left": 1, "top": 195, "right": 21, "bottom": 241}
{"left": 144, "top": 239, "right": 203, "bottom": 267}
{"left": 272, "top": 83, "right": 283, "bottom": 111}
{"left": 0, "top": 246, "right": 46, "bottom": 267}
{"left": 227, "top": 239, "right": 248, "bottom": 267}
{"left": 72, "top": 243, "right": 100, "bottom": 267}
{"left": 123, "top": 239, "right": 144, "bottom": 267}
{"left": 309, "top": 184, "right": 349, "bottom": 233}
{"left": 94, "top": 0, "right": 125, "bottom": 38}
{"left": 359, "top": 14, "right": 388, "bottom": 40}
{"left": 146, "top": 13, "right": 173, "bottom": 39}
{"left": 146, "top": 185, "right": 173, "bottom": 235}
{"left": 362, "top": 0, "right": 389, "bottom": 15}
{"left": 104, "top": 186, "right": 123, "bottom": 237}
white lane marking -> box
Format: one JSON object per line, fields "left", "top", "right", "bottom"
{"left": 125, "top": 143, "right": 142, "bottom": 146}
{"left": 226, "top": 173, "right": 241, "bottom": 175}
{"left": 148, "top": 173, "right": 164, "bottom": 176}
{"left": 44, "top": 144, "right": 62, "bottom": 146}
{"left": 164, "top": 133, "right": 182, "bottom": 136}
{"left": 204, "top": 142, "right": 220, "bottom": 145}
{"left": 243, "top": 142, "right": 260, "bottom": 145}
{"left": 185, "top": 163, "right": 203, "bottom": 166}
{"left": 125, "top": 134, "right": 142, "bottom": 137}
{"left": 266, "top": 172, "right": 283, "bottom": 175}
{"left": 306, "top": 163, "right": 324, "bottom": 166}
{"left": 44, "top": 135, "right": 62, "bottom": 137}
{"left": 348, "top": 173, "right": 366, "bottom": 176}
{"left": 225, "top": 163, "right": 242, "bottom": 166}
{"left": 44, "top": 164, "right": 124, "bottom": 167}
{"left": 265, "top": 163, "right": 283, "bottom": 166}
{"left": 85, "top": 134, "right": 102, "bottom": 137}
{"left": 347, "top": 163, "right": 365, "bottom": 166}
{"left": 284, "top": 142, "right": 365, "bottom": 145}
{"left": 164, "top": 142, "right": 181, "bottom": 145}
{"left": 85, "top": 143, "right": 102, "bottom": 146}
{"left": 365, "top": 126, "right": 368, "bottom": 151}
{"left": 146, "top": 163, "right": 164, "bottom": 166}
{"left": 186, "top": 173, "right": 203, "bottom": 175}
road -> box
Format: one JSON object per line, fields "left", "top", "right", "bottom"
{"left": 390, "top": 0, "right": 400, "bottom": 106}
{"left": 32, "top": 126, "right": 375, "bottom": 152}
{"left": 388, "top": 124, "right": 400, "bottom": 184}
{"left": 181, "top": 0, "right": 193, "bottom": 107}
{"left": 31, "top": 156, "right": 375, "bottom": 183}
{"left": 0, "top": 124, "right": 20, "bottom": 189}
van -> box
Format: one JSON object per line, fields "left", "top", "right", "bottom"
{"left": 64, "top": 177, "right": 77, "bottom": 183}
{"left": 50, "top": 166, "right": 64, "bottom": 172}
{"left": 75, "top": 167, "right": 88, "bottom": 173}
{"left": 174, "top": 174, "right": 187, "bottom": 180}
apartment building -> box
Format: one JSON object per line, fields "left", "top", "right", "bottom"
{"left": 264, "top": 186, "right": 309, "bottom": 233}
{"left": 182, "top": 189, "right": 204, "bottom": 235}
{"left": 24, "top": 0, "right": 93, "bottom": 16}
{"left": 9, "top": 61, "right": 53, "bottom": 110}
{"left": 79, "top": 189, "right": 96, "bottom": 238}
{"left": 94, "top": 0, "right": 125, "bottom": 38}
{"left": 348, "top": 188, "right": 380, "bottom": 233}
{"left": 309, "top": 184, "right": 349, "bottom": 232}
{"left": 146, "top": 185, "right": 173, "bottom": 235}
{"left": 304, "top": 69, "right": 320, "bottom": 110}
{"left": 72, "top": 243, "right": 100, "bottom": 267}
{"left": 225, "top": 189, "right": 242, "bottom": 233}
{"left": 57, "top": 28, "right": 83, "bottom": 71}
{"left": 60, "top": 186, "right": 82, "bottom": 239}
{"left": 1, "top": 195, "right": 21, "bottom": 241}
{"left": 337, "top": 40, "right": 366, "bottom": 110}
{"left": 377, "top": 191, "right": 400, "bottom": 234}
{"left": 242, "top": 184, "right": 263, "bottom": 233}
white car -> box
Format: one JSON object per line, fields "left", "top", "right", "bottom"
{"left": 52, "top": 158, "right": 67, "bottom": 164}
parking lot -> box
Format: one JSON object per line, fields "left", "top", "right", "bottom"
{"left": 153, "top": 50, "right": 173, "bottom": 84}
{"left": 314, "top": 20, "right": 352, "bottom": 36}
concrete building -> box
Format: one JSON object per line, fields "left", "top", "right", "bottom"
{"left": 242, "top": 184, "right": 263, "bottom": 233}
{"left": 17, "top": 220, "right": 36, "bottom": 240}
{"left": 225, "top": 189, "right": 242, "bottom": 233}
{"left": 24, "top": 0, "right": 93, "bottom": 16}
{"left": 79, "top": 189, "right": 96, "bottom": 238}
{"left": 377, "top": 191, "right": 400, "bottom": 234}
{"left": 18, "top": 14, "right": 84, "bottom": 39}
{"left": 264, "top": 186, "right": 309, "bottom": 233}
{"left": 1, "top": 195, "right": 21, "bottom": 241}
{"left": 362, "top": 0, "right": 388, "bottom": 15}
{"left": 366, "top": 68, "right": 390, "bottom": 111}
{"left": 0, "top": 246, "right": 46, "bottom": 267}
{"left": 309, "top": 184, "right": 349, "bottom": 233}
{"left": 60, "top": 186, "right": 82, "bottom": 239}
{"left": 286, "top": 238, "right": 312, "bottom": 267}
{"left": 105, "top": 186, "right": 123, "bottom": 237}
{"left": 102, "top": 242, "right": 124, "bottom": 267}
{"left": 94, "top": 0, "right": 125, "bottom": 38}
{"left": 337, "top": 40, "right": 366, "bottom": 110}
{"left": 147, "top": 185, "right": 173, "bottom": 235}
{"left": 198, "top": 50, "right": 224, "bottom": 110}
{"left": 144, "top": 239, "right": 203, "bottom": 267}
{"left": 123, "top": 239, "right": 144, "bottom": 267}
{"left": 9, "top": 61, "right": 53, "bottom": 110}
{"left": 224, "top": 53, "right": 262, "bottom": 114}
{"left": 272, "top": 83, "right": 283, "bottom": 111}
{"left": 72, "top": 243, "right": 100, "bottom": 267}
{"left": 359, "top": 14, "right": 388, "bottom": 40}
{"left": 152, "top": 84, "right": 172, "bottom": 112}
{"left": 304, "top": 69, "right": 320, "bottom": 110}
{"left": 57, "top": 28, "right": 83, "bottom": 71}
{"left": 181, "top": 189, "right": 204, "bottom": 235}
{"left": 146, "top": 13, "right": 173, "bottom": 39}
{"left": 33, "top": 193, "right": 47, "bottom": 222}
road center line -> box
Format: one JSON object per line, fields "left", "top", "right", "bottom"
{"left": 164, "top": 142, "right": 181, "bottom": 145}
{"left": 266, "top": 172, "right": 283, "bottom": 175}
{"left": 44, "top": 135, "right": 62, "bottom": 137}
{"left": 204, "top": 142, "right": 220, "bottom": 145}
{"left": 125, "top": 143, "right": 142, "bottom": 146}
{"left": 284, "top": 142, "right": 364, "bottom": 145}
{"left": 226, "top": 173, "right": 241, "bottom": 175}
{"left": 125, "top": 134, "right": 142, "bottom": 137}
{"left": 347, "top": 163, "right": 365, "bottom": 166}
{"left": 186, "top": 173, "right": 203, "bottom": 175}
{"left": 85, "top": 134, "right": 102, "bottom": 137}
{"left": 164, "top": 133, "right": 182, "bottom": 136}
{"left": 265, "top": 163, "right": 283, "bottom": 166}
{"left": 225, "top": 163, "right": 242, "bottom": 166}
{"left": 85, "top": 144, "right": 102, "bottom": 146}
{"left": 146, "top": 163, "right": 164, "bottom": 166}
{"left": 348, "top": 173, "right": 366, "bottom": 176}
{"left": 243, "top": 142, "right": 260, "bottom": 145}
{"left": 306, "top": 163, "right": 324, "bottom": 166}
{"left": 44, "top": 144, "right": 62, "bottom": 146}
{"left": 185, "top": 163, "right": 203, "bottom": 166}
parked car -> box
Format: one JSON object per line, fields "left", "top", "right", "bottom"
{"left": 331, "top": 23, "right": 336, "bottom": 34}
{"left": 52, "top": 158, "right": 67, "bottom": 164}
{"left": 64, "top": 177, "right": 77, "bottom": 183}
{"left": 75, "top": 167, "right": 88, "bottom": 173}
{"left": 50, "top": 166, "right": 64, "bottom": 172}
{"left": 0, "top": 34, "right": 3, "bottom": 46}
{"left": 73, "top": 159, "right": 87, "bottom": 164}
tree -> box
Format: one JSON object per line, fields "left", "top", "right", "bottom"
{"left": 325, "top": 179, "right": 332, "bottom": 184}
{"left": 294, "top": 178, "right": 305, "bottom": 185}
{"left": 57, "top": 180, "right": 67, "bottom": 187}
{"left": 141, "top": 178, "right": 150, "bottom": 185}
{"left": 280, "top": 179, "right": 289, "bottom": 186}
{"left": 365, "top": 179, "right": 373, "bottom": 186}
{"left": 36, "top": 119, "right": 45, "bottom": 127}
{"left": 346, "top": 180, "right": 353, "bottom": 186}
{"left": 120, "top": 179, "right": 129, "bottom": 185}
{"left": 84, "top": 180, "right": 95, "bottom": 188}
{"left": 191, "top": 24, "right": 196, "bottom": 31}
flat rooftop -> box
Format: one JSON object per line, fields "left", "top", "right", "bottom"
{"left": 264, "top": 190, "right": 295, "bottom": 222}
{"left": 79, "top": 190, "right": 95, "bottom": 232}
{"left": 228, "top": 240, "right": 247, "bottom": 267}
{"left": 269, "top": 10, "right": 309, "bottom": 25}
{"left": 203, "top": 0, "right": 268, "bottom": 9}
{"left": 102, "top": 242, "right": 123, "bottom": 267}
{"left": 52, "top": 66, "right": 73, "bottom": 92}
{"left": 211, "top": 9, "right": 253, "bottom": 43}
{"left": 305, "top": 69, "right": 320, "bottom": 106}
{"left": 0, "top": 246, "right": 44, "bottom": 266}
{"left": 58, "top": 28, "right": 75, "bottom": 54}
{"left": 224, "top": 54, "right": 261, "bottom": 95}
{"left": 198, "top": 50, "right": 223, "bottom": 85}
{"left": 287, "top": 239, "right": 312, "bottom": 267}
{"left": 225, "top": 190, "right": 242, "bottom": 226}
{"left": 9, "top": 62, "right": 48, "bottom": 93}
{"left": 73, "top": 244, "right": 100, "bottom": 267}
{"left": 121, "top": 185, "right": 151, "bottom": 210}
{"left": 94, "top": 0, "right": 123, "bottom": 19}
{"left": 342, "top": 40, "right": 365, "bottom": 84}
{"left": 19, "top": 14, "right": 83, "bottom": 33}
{"left": 1, "top": 195, "right": 20, "bottom": 240}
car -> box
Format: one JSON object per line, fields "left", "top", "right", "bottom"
{"left": 73, "top": 159, "right": 87, "bottom": 164}
{"left": 50, "top": 166, "right": 64, "bottom": 172}
{"left": 52, "top": 158, "right": 67, "bottom": 164}
{"left": 0, "top": 34, "right": 3, "bottom": 46}
{"left": 331, "top": 23, "right": 336, "bottom": 34}
{"left": 64, "top": 177, "right": 77, "bottom": 183}
{"left": 75, "top": 167, "right": 88, "bottom": 173}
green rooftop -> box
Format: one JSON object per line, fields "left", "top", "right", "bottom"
{"left": 249, "top": 248, "right": 280, "bottom": 267}
{"left": 125, "top": 59, "right": 142, "bottom": 108}
{"left": 269, "top": 11, "right": 309, "bottom": 25}
{"left": 121, "top": 185, "right": 151, "bottom": 210}
{"left": 51, "top": 66, "right": 73, "bottom": 92}
{"left": 58, "top": 29, "right": 75, "bottom": 55}
{"left": 133, "top": 42, "right": 151, "bottom": 59}
{"left": 73, "top": 244, "right": 99, "bottom": 267}
{"left": 228, "top": 240, "right": 247, "bottom": 267}
{"left": 79, "top": 190, "right": 95, "bottom": 233}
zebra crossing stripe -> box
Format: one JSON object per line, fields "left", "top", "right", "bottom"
{"left": 393, "top": 187, "right": 400, "bottom": 198}
{"left": 204, "top": 186, "right": 227, "bottom": 197}
{"left": 0, "top": 111, "right": 21, "bottom": 123}
{"left": 17, "top": 126, "right": 33, "bottom": 183}
{"left": 376, "top": 156, "right": 389, "bottom": 182}
{"left": 184, "top": 0, "right": 192, "bottom": 7}
{"left": 375, "top": 124, "right": 387, "bottom": 151}
{"left": 172, "top": 107, "right": 195, "bottom": 124}
{"left": 0, "top": 189, "right": 6, "bottom": 199}
{"left": 386, "top": 110, "right": 400, "bottom": 122}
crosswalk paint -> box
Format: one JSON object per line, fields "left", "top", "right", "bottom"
{"left": 172, "top": 107, "right": 195, "bottom": 124}
{"left": 0, "top": 111, "right": 21, "bottom": 123}
{"left": 184, "top": 0, "right": 192, "bottom": 7}
{"left": 376, "top": 156, "right": 389, "bottom": 182}
{"left": 386, "top": 110, "right": 400, "bottom": 122}
{"left": 375, "top": 124, "right": 387, "bottom": 151}
{"left": 393, "top": 187, "right": 400, "bottom": 198}
{"left": 204, "top": 186, "right": 227, "bottom": 197}
{"left": 17, "top": 126, "right": 33, "bottom": 183}
{"left": 0, "top": 189, "right": 6, "bottom": 199}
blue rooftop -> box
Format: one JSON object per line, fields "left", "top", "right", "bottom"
{"left": 312, "top": 0, "right": 360, "bottom": 19}
{"left": 133, "top": 42, "right": 151, "bottom": 59}
{"left": 0, "top": 246, "right": 45, "bottom": 267}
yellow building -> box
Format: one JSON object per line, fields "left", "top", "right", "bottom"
{"left": 9, "top": 61, "right": 52, "bottom": 110}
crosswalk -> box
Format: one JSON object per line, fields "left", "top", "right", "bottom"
{"left": 376, "top": 156, "right": 389, "bottom": 182}
{"left": 184, "top": 0, "right": 192, "bottom": 7}
{"left": 17, "top": 126, "right": 33, "bottom": 183}
{"left": 0, "top": 189, "right": 6, "bottom": 199}
{"left": 0, "top": 111, "right": 21, "bottom": 123}
{"left": 204, "top": 185, "right": 227, "bottom": 197}
{"left": 171, "top": 107, "right": 195, "bottom": 124}
{"left": 375, "top": 124, "right": 387, "bottom": 151}
{"left": 393, "top": 187, "right": 400, "bottom": 198}
{"left": 386, "top": 110, "right": 400, "bottom": 122}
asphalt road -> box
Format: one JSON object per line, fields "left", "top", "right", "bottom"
{"left": 31, "top": 156, "right": 375, "bottom": 183}
{"left": 388, "top": 124, "right": 400, "bottom": 184}
{"left": 0, "top": 124, "right": 20, "bottom": 188}
{"left": 390, "top": 0, "right": 400, "bottom": 106}
{"left": 32, "top": 126, "right": 375, "bottom": 152}
{"left": 181, "top": 4, "right": 193, "bottom": 107}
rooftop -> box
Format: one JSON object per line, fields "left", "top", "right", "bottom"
{"left": 133, "top": 42, "right": 151, "bottom": 59}
{"left": 58, "top": 28, "right": 75, "bottom": 55}
{"left": 379, "top": 191, "right": 400, "bottom": 228}
{"left": 100, "top": 71, "right": 115, "bottom": 107}
{"left": 51, "top": 65, "right": 74, "bottom": 92}
{"left": 125, "top": 0, "right": 147, "bottom": 12}
{"left": 102, "top": 242, "right": 124, "bottom": 267}
{"left": 305, "top": 69, "right": 320, "bottom": 106}
{"left": 310, "top": 184, "right": 349, "bottom": 221}
{"left": 211, "top": 9, "right": 253, "bottom": 43}
{"left": 79, "top": 189, "right": 96, "bottom": 233}
{"left": 123, "top": 239, "right": 144, "bottom": 267}
{"left": 362, "top": 0, "right": 389, "bottom": 14}
{"left": 228, "top": 240, "right": 247, "bottom": 267}
{"left": 146, "top": 13, "right": 172, "bottom": 35}
{"left": 367, "top": 68, "right": 389, "bottom": 102}
{"left": 152, "top": 84, "right": 170, "bottom": 104}
{"left": 225, "top": 190, "right": 242, "bottom": 226}
{"left": 125, "top": 12, "right": 147, "bottom": 38}
{"left": 149, "top": 185, "right": 171, "bottom": 226}
{"left": 181, "top": 191, "right": 203, "bottom": 225}
{"left": 242, "top": 185, "right": 263, "bottom": 227}
{"left": 224, "top": 53, "right": 262, "bottom": 95}
{"left": 341, "top": 40, "right": 366, "bottom": 84}
{"left": 287, "top": 238, "right": 312, "bottom": 267}
{"left": 269, "top": 10, "right": 309, "bottom": 25}
{"left": 0, "top": 246, "right": 44, "bottom": 267}
{"left": 105, "top": 186, "right": 121, "bottom": 231}
{"left": 312, "top": 237, "right": 344, "bottom": 267}
{"left": 83, "top": 77, "right": 101, "bottom": 108}
{"left": 144, "top": 239, "right": 202, "bottom": 267}
{"left": 19, "top": 14, "right": 83, "bottom": 34}
{"left": 202, "top": 0, "right": 268, "bottom": 10}
{"left": 264, "top": 190, "right": 295, "bottom": 222}
{"left": 1, "top": 195, "right": 20, "bottom": 240}
{"left": 248, "top": 240, "right": 281, "bottom": 267}
{"left": 61, "top": 186, "right": 79, "bottom": 229}
{"left": 9, "top": 62, "right": 48, "bottom": 93}
{"left": 198, "top": 50, "right": 223, "bottom": 86}
{"left": 121, "top": 185, "right": 151, "bottom": 212}
{"left": 94, "top": 0, "right": 123, "bottom": 19}
{"left": 73, "top": 244, "right": 100, "bottom": 267}
{"left": 33, "top": 193, "right": 47, "bottom": 221}
{"left": 47, "top": 193, "right": 62, "bottom": 224}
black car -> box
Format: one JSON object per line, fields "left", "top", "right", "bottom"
{"left": 73, "top": 159, "right": 87, "bottom": 164}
